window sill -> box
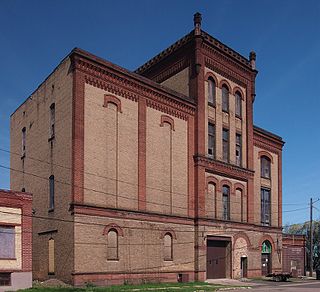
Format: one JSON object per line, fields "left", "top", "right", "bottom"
{"left": 164, "top": 259, "right": 173, "bottom": 262}
{"left": 261, "top": 176, "right": 271, "bottom": 180}
{"left": 235, "top": 114, "right": 242, "bottom": 119}
{"left": 222, "top": 109, "right": 229, "bottom": 114}
{"left": 48, "top": 208, "right": 54, "bottom": 213}
{"left": 21, "top": 153, "right": 25, "bottom": 160}
{"left": 208, "top": 102, "right": 216, "bottom": 108}
{"left": 0, "top": 258, "right": 16, "bottom": 260}
{"left": 107, "top": 259, "right": 119, "bottom": 262}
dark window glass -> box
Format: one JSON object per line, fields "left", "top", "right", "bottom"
{"left": 49, "top": 175, "right": 54, "bottom": 210}
{"left": 261, "top": 156, "right": 271, "bottom": 178}
{"left": 261, "top": 188, "right": 271, "bottom": 225}
{"left": 0, "top": 226, "right": 15, "bottom": 258}
{"left": 208, "top": 78, "right": 216, "bottom": 105}
{"left": 0, "top": 273, "right": 11, "bottom": 286}
{"left": 236, "top": 134, "right": 242, "bottom": 166}
{"left": 22, "top": 127, "right": 26, "bottom": 155}
{"left": 50, "top": 103, "right": 55, "bottom": 138}
{"left": 222, "top": 85, "right": 229, "bottom": 112}
{"left": 223, "top": 129, "right": 229, "bottom": 162}
{"left": 222, "top": 185, "right": 230, "bottom": 220}
{"left": 208, "top": 123, "right": 215, "bottom": 158}
{"left": 235, "top": 91, "right": 242, "bottom": 117}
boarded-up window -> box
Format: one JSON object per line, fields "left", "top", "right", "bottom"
{"left": 107, "top": 229, "right": 118, "bottom": 260}
{"left": 208, "top": 183, "right": 216, "bottom": 218}
{"left": 48, "top": 238, "right": 55, "bottom": 274}
{"left": 0, "top": 226, "right": 15, "bottom": 258}
{"left": 164, "top": 233, "right": 173, "bottom": 261}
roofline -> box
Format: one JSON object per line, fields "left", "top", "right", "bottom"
{"left": 10, "top": 52, "right": 72, "bottom": 117}
{"left": 72, "top": 48, "right": 195, "bottom": 106}
{"left": 135, "top": 29, "right": 255, "bottom": 75}
{"left": 253, "top": 125, "right": 284, "bottom": 143}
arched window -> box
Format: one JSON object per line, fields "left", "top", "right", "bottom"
{"left": 208, "top": 78, "right": 216, "bottom": 106}
{"left": 48, "top": 238, "right": 55, "bottom": 275}
{"left": 235, "top": 91, "right": 242, "bottom": 117}
{"left": 208, "top": 182, "right": 216, "bottom": 218}
{"left": 107, "top": 229, "right": 118, "bottom": 260}
{"left": 222, "top": 185, "right": 230, "bottom": 220}
{"left": 222, "top": 85, "right": 229, "bottom": 112}
{"left": 261, "top": 156, "right": 271, "bottom": 179}
{"left": 164, "top": 233, "right": 173, "bottom": 261}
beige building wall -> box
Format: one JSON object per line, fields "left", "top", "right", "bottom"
{"left": 0, "top": 207, "right": 22, "bottom": 270}
{"left": 10, "top": 58, "right": 74, "bottom": 283}
{"left": 146, "top": 107, "right": 188, "bottom": 216}
{"left": 253, "top": 146, "right": 279, "bottom": 226}
{"left": 205, "top": 173, "right": 247, "bottom": 223}
{"left": 83, "top": 84, "right": 139, "bottom": 210}
{"left": 160, "top": 67, "right": 189, "bottom": 96}
{"left": 74, "top": 214, "right": 194, "bottom": 275}
{"left": 204, "top": 68, "right": 247, "bottom": 168}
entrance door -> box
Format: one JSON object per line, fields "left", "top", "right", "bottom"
{"left": 207, "top": 240, "right": 228, "bottom": 279}
{"left": 261, "top": 253, "right": 271, "bottom": 276}
{"left": 241, "top": 257, "right": 248, "bottom": 278}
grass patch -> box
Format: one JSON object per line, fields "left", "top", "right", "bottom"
{"left": 18, "top": 281, "right": 246, "bottom": 292}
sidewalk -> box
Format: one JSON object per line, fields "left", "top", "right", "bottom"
{"left": 205, "top": 278, "right": 256, "bottom": 286}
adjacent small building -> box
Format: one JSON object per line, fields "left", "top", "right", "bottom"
{"left": 0, "top": 190, "right": 32, "bottom": 291}
{"left": 282, "top": 234, "right": 306, "bottom": 277}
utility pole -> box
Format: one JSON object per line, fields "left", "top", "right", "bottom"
{"left": 310, "top": 198, "right": 313, "bottom": 277}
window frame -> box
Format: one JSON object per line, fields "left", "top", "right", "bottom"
{"left": 235, "top": 91, "right": 242, "bottom": 118}
{"left": 163, "top": 233, "right": 173, "bottom": 261}
{"left": 207, "top": 78, "right": 216, "bottom": 106}
{"left": 49, "top": 175, "right": 55, "bottom": 211}
{"left": 261, "top": 156, "right": 271, "bottom": 179}
{"left": 235, "top": 133, "right": 242, "bottom": 167}
{"left": 222, "top": 128, "right": 229, "bottom": 163}
{"left": 208, "top": 122, "right": 215, "bottom": 158}
{"left": 222, "top": 185, "right": 230, "bottom": 220}
{"left": 261, "top": 188, "right": 271, "bottom": 226}
{"left": 0, "top": 226, "right": 15, "bottom": 259}
{"left": 222, "top": 85, "right": 229, "bottom": 113}
{"left": 107, "top": 229, "right": 119, "bottom": 261}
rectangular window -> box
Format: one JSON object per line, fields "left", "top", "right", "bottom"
{"left": 222, "top": 194, "right": 230, "bottom": 220}
{"left": 236, "top": 134, "right": 242, "bottom": 166}
{"left": 223, "top": 128, "right": 229, "bottom": 162}
{"left": 261, "top": 188, "right": 271, "bottom": 225}
{"left": 0, "top": 273, "right": 11, "bottom": 286}
{"left": 235, "top": 93, "right": 242, "bottom": 117}
{"left": 49, "top": 103, "right": 55, "bottom": 139}
{"left": 49, "top": 175, "right": 54, "bottom": 210}
{"left": 0, "top": 226, "right": 15, "bottom": 259}
{"left": 22, "top": 127, "right": 26, "bottom": 157}
{"left": 208, "top": 123, "right": 215, "bottom": 158}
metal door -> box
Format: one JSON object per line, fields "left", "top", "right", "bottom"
{"left": 207, "top": 240, "right": 227, "bottom": 279}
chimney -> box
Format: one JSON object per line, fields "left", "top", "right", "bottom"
{"left": 249, "top": 51, "right": 256, "bottom": 70}
{"left": 194, "top": 12, "right": 202, "bottom": 36}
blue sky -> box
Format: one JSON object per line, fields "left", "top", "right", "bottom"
{"left": 0, "top": 0, "right": 319, "bottom": 225}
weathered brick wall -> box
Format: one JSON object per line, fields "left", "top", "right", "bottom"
{"left": 10, "top": 58, "right": 74, "bottom": 283}
{"left": 161, "top": 67, "right": 189, "bottom": 96}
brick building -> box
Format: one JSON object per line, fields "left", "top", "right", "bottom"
{"left": 0, "top": 190, "right": 32, "bottom": 291}
{"left": 10, "top": 13, "right": 284, "bottom": 285}
{"left": 282, "top": 234, "right": 306, "bottom": 277}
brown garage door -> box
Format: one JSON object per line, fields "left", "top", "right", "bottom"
{"left": 207, "top": 240, "right": 229, "bottom": 279}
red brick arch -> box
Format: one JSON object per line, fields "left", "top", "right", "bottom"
{"left": 233, "top": 232, "right": 251, "bottom": 250}
{"left": 160, "top": 115, "right": 175, "bottom": 131}
{"left": 204, "top": 72, "right": 219, "bottom": 85}
{"left": 206, "top": 176, "right": 220, "bottom": 192}
{"left": 259, "top": 235, "right": 276, "bottom": 252}
{"left": 160, "top": 229, "right": 177, "bottom": 240}
{"left": 258, "top": 151, "right": 274, "bottom": 164}
{"left": 103, "top": 223, "right": 124, "bottom": 237}
{"left": 233, "top": 183, "right": 246, "bottom": 195}
{"left": 220, "top": 179, "right": 233, "bottom": 195}
{"left": 103, "top": 94, "right": 122, "bottom": 113}
{"left": 218, "top": 79, "right": 232, "bottom": 91}
{"left": 232, "top": 87, "right": 245, "bottom": 100}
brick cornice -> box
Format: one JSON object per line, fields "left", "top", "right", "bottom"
{"left": 71, "top": 51, "right": 195, "bottom": 120}
{"left": 194, "top": 155, "right": 254, "bottom": 180}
